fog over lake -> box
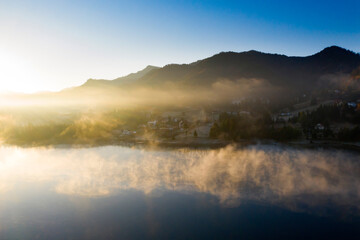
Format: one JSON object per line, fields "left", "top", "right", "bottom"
{"left": 0, "top": 145, "right": 360, "bottom": 239}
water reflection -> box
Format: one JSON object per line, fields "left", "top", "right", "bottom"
{"left": 0, "top": 145, "right": 359, "bottom": 212}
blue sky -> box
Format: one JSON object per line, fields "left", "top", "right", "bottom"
{"left": 0, "top": 0, "right": 359, "bottom": 92}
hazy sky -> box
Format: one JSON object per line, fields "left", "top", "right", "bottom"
{"left": 0, "top": 0, "right": 359, "bottom": 93}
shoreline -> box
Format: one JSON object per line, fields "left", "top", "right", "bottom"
{"left": 2, "top": 137, "right": 360, "bottom": 152}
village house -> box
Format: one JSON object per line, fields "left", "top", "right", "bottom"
{"left": 315, "top": 123, "right": 325, "bottom": 131}
{"left": 274, "top": 112, "right": 292, "bottom": 122}
{"left": 147, "top": 120, "right": 157, "bottom": 129}
{"left": 347, "top": 102, "right": 357, "bottom": 108}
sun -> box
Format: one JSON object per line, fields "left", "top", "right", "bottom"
{"left": 0, "top": 50, "right": 42, "bottom": 93}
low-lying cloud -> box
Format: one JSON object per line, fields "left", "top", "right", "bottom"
{"left": 0, "top": 77, "right": 277, "bottom": 109}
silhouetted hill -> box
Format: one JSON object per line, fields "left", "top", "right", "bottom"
{"left": 77, "top": 46, "right": 360, "bottom": 101}
{"left": 131, "top": 46, "right": 359, "bottom": 90}
{"left": 82, "top": 65, "right": 159, "bottom": 87}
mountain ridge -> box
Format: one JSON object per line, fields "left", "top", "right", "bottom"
{"left": 77, "top": 46, "right": 360, "bottom": 98}
{"left": 82, "top": 65, "right": 159, "bottom": 88}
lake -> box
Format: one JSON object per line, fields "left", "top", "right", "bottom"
{"left": 0, "top": 144, "right": 359, "bottom": 239}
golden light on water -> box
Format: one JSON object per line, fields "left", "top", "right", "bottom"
{"left": 0, "top": 145, "right": 359, "bottom": 211}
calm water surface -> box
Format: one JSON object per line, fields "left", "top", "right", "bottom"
{"left": 0, "top": 145, "right": 359, "bottom": 239}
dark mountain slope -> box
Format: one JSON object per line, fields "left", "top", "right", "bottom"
{"left": 133, "top": 46, "right": 360, "bottom": 91}
{"left": 76, "top": 46, "right": 360, "bottom": 101}
{"left": 81, "top": 65, "right": 159, "bottom": 88}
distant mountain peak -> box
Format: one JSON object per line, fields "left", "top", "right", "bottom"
{"left": 112, "top": 65, "right": 159, "bottom": 82}
{"left": 316, "top": 45, "right": 357, "bottom": 57}
{"left": 324, "top": 45, "right": 345, "bottom": 51}
{"left": 82, "top": 65, "right": 160, "bottom": 87}
{"left": 144, "top": 65, "right": 158, "bottom": 70}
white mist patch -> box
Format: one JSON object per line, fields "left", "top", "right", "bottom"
{"left": 0, "top": 145, "right": 359, "bottom": 211}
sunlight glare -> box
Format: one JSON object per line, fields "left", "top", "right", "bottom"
{"left": 0, "top": 50, "right": 42, "bottom": 93}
